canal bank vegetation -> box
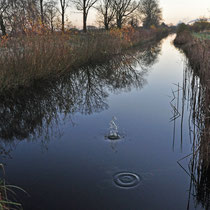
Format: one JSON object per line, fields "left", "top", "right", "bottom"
{"left": 174, "top": 19, "right": 210, "bottom": 81}
{"left": 0, "top": 27, "right": 169, "bottom": 92}
{"left": 173, "top": 20, "right": 210, "bottom": 208}
{"left": 0, "top": 183, "right": 23, "bottom": 210}
{"left": 0, "top": 0, "right": 171, "bottom": 92}
{"left": 0, "top": 165, "right": 24, "bottom": 210}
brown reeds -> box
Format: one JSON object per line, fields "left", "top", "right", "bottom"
{"left": 174, "top": 31, "right": 210, "bottom": 83}
{"left": 0, "top": 28, "right": 169, "bottom": 92}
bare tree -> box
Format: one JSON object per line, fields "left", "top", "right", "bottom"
{"left": 59, "top": 0, "right": 69, "bottom": 32}
{"left": 0, "top": 0, "right": 51, "bottom": 36}
{"left": 96, "top": 0, "right": 115, "bottom": 30}
{"left": 39, "top": 0, "right": 56, "bottom": 26}
{"left": 40, "top": 0, "right": 44, "bottom": 24}
{"left": 1, "top": 0, "right": 38, "bottom": 35}
{"left": 11, "top": 0, "right": 39, "bottom": 34}
{"left": 0, "top": 13, "right": 6, "bottom": 35}
{"left": 139, "top": 0, "right": 162, "bottom": 29}
{"left": 44, "top": 0, "right": 58, "bottom": 32}
{"left": 113, "top": 0, "right": 139, "bottom": 29}
{"left": 73, "top": 0, "right": 98, "bottom": 32}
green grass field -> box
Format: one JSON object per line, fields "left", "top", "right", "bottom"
{"left": 192, "top": 32, "right": 210, "bottom": 40}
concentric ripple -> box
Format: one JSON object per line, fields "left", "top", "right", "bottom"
{"left": 113, "top": 172, "right": 141, "bottom": 188}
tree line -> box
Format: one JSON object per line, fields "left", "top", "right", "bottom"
{"left": 0, "top": 0, "right": 162, "bottom": 35}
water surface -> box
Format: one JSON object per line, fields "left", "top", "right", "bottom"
{"left": 0, "top": 35, "right": 205, "bottom": 209}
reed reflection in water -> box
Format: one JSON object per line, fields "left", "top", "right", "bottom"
{"left": 171, "top": 57, "right": 210, "bottom": 209}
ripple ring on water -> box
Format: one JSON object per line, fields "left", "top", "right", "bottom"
{"left": 113, "top": 172, "right": 141, "bottom": 188}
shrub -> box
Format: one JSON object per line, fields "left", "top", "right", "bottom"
{"left": 191, "top": 20, "right": 210, "bottom": 32}
{"left": 177, "top": 23, "right": 189, "bottom": 34}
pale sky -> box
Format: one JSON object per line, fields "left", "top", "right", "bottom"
{"left": 67, "top": 0, "right": 210, "bottom": 28}
{"left": 160, "top": 0, "right": 210, "bottom": 24}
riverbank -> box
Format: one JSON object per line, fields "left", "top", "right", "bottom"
{"left": 175, "top": 31, "right": 210, "bottom": 208}
{"left": 174, "top": 31, "right": 210, "bottom": 82}
{"left": 0, "top": 28, "right": 169, "bottom": 93}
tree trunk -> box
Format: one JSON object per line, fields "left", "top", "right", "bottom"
{"left": 40, "top": 0, "right": 44, "bottom": 24}
{"left": 104, "top": 16, "right": 109, "bottom": 30}
{"left": 50, "top": 18, "right": 54, "bottom": 33}
{"left": 0, "top": 15, "right": 6, "bottom": 36}
{"left": 83, "top": 10, "right": 87, "bottom": 32}
{"left": 62, "top": 7, "right": 65, "bottom": 32}
{"left": 105, "top": 22, "right": 109, "bottom": 30}
{"left": 117, "top": 17, "right": 122, "bottom": 29}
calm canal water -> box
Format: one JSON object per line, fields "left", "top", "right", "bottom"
{"left": 0, "top": 35, "right": 205, "bottom": 209}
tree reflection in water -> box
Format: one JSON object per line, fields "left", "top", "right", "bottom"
{"left": 171, "top": 59, "right": 210, "bottom": 209}
{"left": 0, "top": 41, "right": 162, "bottom": 158}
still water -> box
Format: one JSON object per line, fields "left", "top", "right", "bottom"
{"left": 0, "top": 35, "right": 206, "bottom": 209}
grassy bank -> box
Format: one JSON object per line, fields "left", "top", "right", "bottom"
{"left": 174, "top": 31, "right": 210, "bottom": 81}
{"left": 192, "top": 32, "right": 210, "bottom": 40}
{"left": 0, "top": 28, "right": 169, "bottom": 92}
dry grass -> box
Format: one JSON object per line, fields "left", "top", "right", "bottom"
{"left": 0, "top": 164, "right": 24, "bottom": 210}
{"left": 174, "top": 31, "right": 210, "bottom": 82}
{"left": 0, "top": 28, "right": 169, "bottom": 92}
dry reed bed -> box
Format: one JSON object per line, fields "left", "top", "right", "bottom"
{"left": 174, "top": 34, "right": 210, "bottom": 207}
{"left": 0, "top": 28, "right": 168, "bottom": 92}
{"left": 174, "top": 31, "right": 210, "bottom": 85}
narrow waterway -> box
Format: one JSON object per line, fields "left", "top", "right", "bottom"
{"left": 0, "top": 35, "right": 205, "bottom": 209}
